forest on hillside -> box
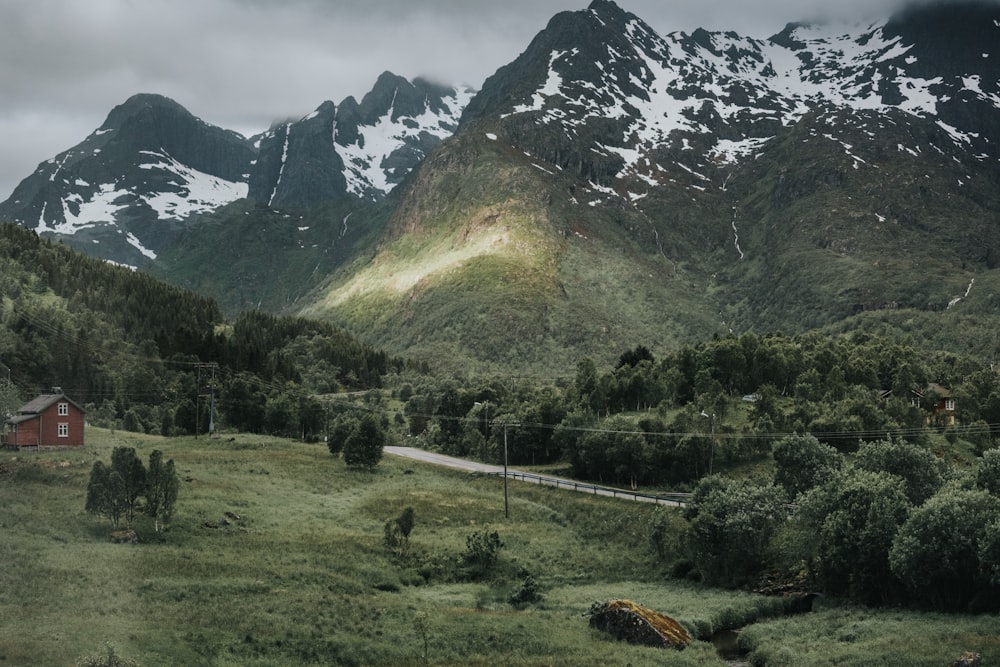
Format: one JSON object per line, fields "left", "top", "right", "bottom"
{"left": 0, "top": 224, "right": 403, "bottom": 437}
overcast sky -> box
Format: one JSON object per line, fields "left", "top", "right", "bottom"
{"left": 0, "top": 0, "right": 924, "bottom": 200}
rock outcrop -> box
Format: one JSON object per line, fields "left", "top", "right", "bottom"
{"left": 588, "top": 599, "right": 691, "bottom": 649}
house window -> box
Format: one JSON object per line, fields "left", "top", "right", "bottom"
{"left": 58, "top": 402, "right": 69, "bottom": 416}
{"left": 58, "top": 423, "right": 69, "bottom": 438}
{"left": 945, "top": 398, "right": 955, "bottom": 411}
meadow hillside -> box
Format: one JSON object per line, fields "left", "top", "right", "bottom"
{"left": 1, "top": 428, "right": 996, "bottom": 666}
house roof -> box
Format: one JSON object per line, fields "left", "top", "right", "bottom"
{"left": 926, "top": 382, "right": 952, "bottom": 398}
{"left": 7, "top": 413, "right": 38, "bottom": 425}
{"left": 15, "top": 393, "right": 86, "bottom": 416}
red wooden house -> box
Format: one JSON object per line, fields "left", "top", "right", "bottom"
{"left": 911, "top": 383, "right": 956, "bottom": 426}
{"left": 2, "top": 390, "right": 86, "bottom": 449}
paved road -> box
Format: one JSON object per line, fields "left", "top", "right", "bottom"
{"left": 385, "top": 446, "right": 504, "bottom": 473}
{"left": 384, "top": 446, "right": 689, "bottom": 507}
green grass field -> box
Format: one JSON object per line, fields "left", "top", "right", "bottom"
{"left": 1, "top": 429, "right": 994, "bottom": 666}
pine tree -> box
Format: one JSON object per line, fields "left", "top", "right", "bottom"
{"left": 342, "top": 413, "right": 386, "bottom": 468}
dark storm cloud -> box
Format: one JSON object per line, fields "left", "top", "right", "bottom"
{"left": 0, "top": 0, "right": 968, "bottom": 199}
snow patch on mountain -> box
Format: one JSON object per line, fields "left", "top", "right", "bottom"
{"left": 125, "top": 231, "right": 157, "bottom": 260}
{"left": 504, "top": 7, "right": 998, "bottom": 189}
{"left": 48, "top": 183, "right": 126, "bottom": 235}
{"left": 268, "top": 125, "right": 292, "bottom": 207}
{"left": 340, "top": 86, "right": 475, "bottom": 198}
{"left": 139, "top": 150, "right": 248, "bottom": 218}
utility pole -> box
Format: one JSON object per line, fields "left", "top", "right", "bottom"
{"left": 474, "top": 401, "right": 489, "bottom": 462}
{"left": 502, "top": 422, "right": 521, "bottom": 519}
{"left": 196, "top": 363, "right": 218, "bottom": 438}
{"left": 701, "top": 410, "right": 716, "bottom": 476}
{"left": 503, "top": 423, "right": 510, "bottom": 519}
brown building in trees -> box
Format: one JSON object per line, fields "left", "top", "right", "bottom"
{"left": 2, "top": 390, "right": 86, "bottom": 449}
{"left": 912, "top": 383, "right": 956, "bottom": 426}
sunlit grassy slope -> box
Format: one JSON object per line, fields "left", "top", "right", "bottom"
{"left": 298, "top": 130, "right": 723, "bottom": 374}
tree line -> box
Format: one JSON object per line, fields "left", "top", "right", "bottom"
{"left": 389, "top": 333, "right": 998, "bottom": 490}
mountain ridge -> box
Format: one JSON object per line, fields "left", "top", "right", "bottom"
{"left": 0, "top": 75, "right": 473, "bottom": 266}
{"left": 3, "top": 0, "right": 1000, "bottom": 373}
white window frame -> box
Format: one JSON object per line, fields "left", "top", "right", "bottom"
{"left": 58, "top": 422, "right": 69, "bottom": 438}
{"left": 945, "top": 398, "right": 955, "bottom": 411}
{"left": 58, "top": 402, "right": 69, "bottom": 416}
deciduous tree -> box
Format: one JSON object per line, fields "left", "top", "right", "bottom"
{"left": 976, "top": 448, "right": 1000, "bottom": 496}
{"left": 889, "top": 488, "right": 1000, "bottom": 610}
{"left": 797, "top": 469, "right": 910, "bottom": 603}
{"left": 144, "top": 449, "right": 179, "bottom": 533}
{"left": 684, "top": 476, "right": 789, "bottom": 587}
{"left": 854, "top": 438, "right": 943, "bottom": 505}
{"left": 772, "top": 433, "right": 842, "bottom": 498}
{"left": 85, "top": 447, "right": 147, "bottom": 529}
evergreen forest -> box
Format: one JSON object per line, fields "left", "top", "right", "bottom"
{"left": 0, "top": 224, "right": 401, "bottom": 439}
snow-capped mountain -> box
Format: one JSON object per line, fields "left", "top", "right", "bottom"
{"left": 463, "top": 0, "right": 999, "bottom": 198}
{"left": 292, "top": 0, "right": 999, "bottom": 371}
{"left": 3, "top": 0, "right": 1000, "bottom": 371}
{"left": 0, "top": 94, "right": 254, "bottom": 264}
{"left": 0, "top": 75, "right": 474, "bottom": 266}
{"left": 249, "top": 72, "right": 474, "bottom": 207}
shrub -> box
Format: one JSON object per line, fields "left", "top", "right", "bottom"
{"left": 461, "top": 529, "right": 503, "bottom": 579}
{"left": 889, "top": 487, "right": 1000, "bottom": 610}
{"left": 509, "top": 574, "right": 543, "bottom": 608}
{"left": 384, "top": 507, "right": 415, "bottom": 558}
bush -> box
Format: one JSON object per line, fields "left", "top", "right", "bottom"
{"left": 461, "top": 529, "right": 503, "bottom": 579}
{"left": 889, "top": 487, "right": 1000, "bottom": 610}
{"left": 509, "top": 574, "right": 543, "bottom": 608}
{"left": 384, "top": 507, "right": 415, "bottom": 558}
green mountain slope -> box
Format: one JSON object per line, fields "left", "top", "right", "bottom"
{"left": 0, "top": 222, "right": 398, "bottom": 436}
{"left": 720, "top": 108, "right": 1000, "bottom": 333}
{"left": 148, "top": 197, "right": 394, "bottom": 315}
{"left": 295, "top": 128, "right": 724, "bottom": 373}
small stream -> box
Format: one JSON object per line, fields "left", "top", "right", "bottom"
{"left": 711, "top": 627, "right": 750, "bottom": 665}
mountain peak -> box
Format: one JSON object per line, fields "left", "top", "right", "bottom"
{"left": 101, "top": 92, "right": 193, "bottom": 131}
{"left": 584, "top": 0, "right": 648, "bottom": 29}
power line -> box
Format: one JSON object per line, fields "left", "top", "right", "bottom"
{"left": 6, "top": 301, "right": 997, "bottom": 443}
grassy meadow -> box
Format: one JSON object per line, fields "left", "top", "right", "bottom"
{"left": 1, "top": 428, "right": 995, "bottom": 666}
